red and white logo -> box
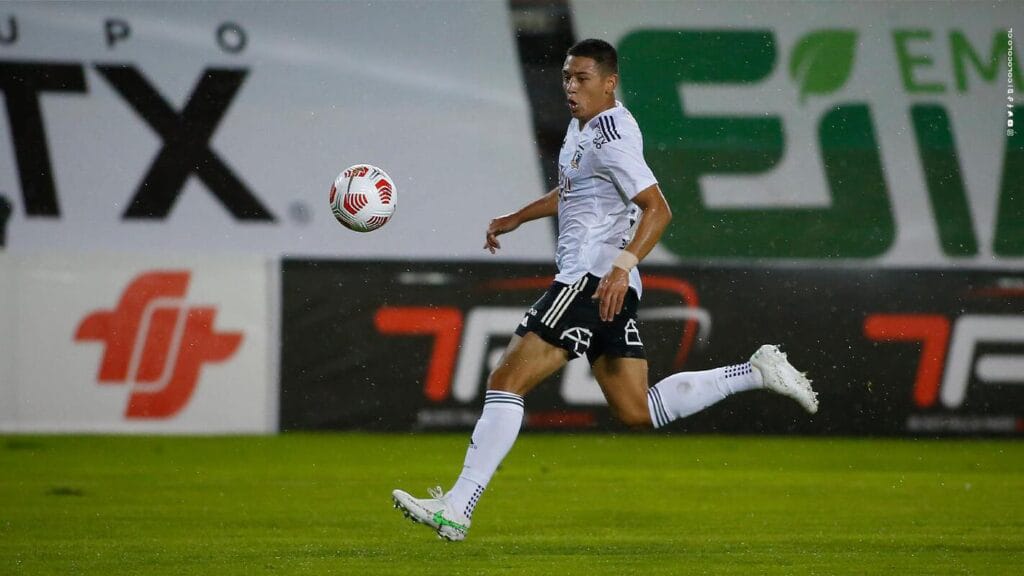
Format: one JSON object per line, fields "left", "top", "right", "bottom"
{"left": 74, "top": 271, "right": 243, "bottom": 419}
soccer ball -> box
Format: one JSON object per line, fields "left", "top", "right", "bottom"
{"left": 329, "top": 164, "right": 397, "bottom": 232}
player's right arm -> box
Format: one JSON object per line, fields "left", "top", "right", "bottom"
{"left": 484, "top": 187, "right": 559, "bottom": 253}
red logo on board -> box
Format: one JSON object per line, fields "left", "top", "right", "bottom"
{"left": 74, "top": 271, "right": 243, "bottom": 419}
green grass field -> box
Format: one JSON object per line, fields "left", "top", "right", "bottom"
{"left": 1, "top": 433, "right": 1022, "bottom": 575}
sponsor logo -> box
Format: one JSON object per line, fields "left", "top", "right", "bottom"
{"left": 372, "top": 274, "right": 708, "bottom": 408}
{"left": 0, "top": 16, "right": 273, "bottom": 221}
{"left": 74, "top": 271, "right": 243, "bottom": 418}
{"left": 619, "top": 28, "right": 1021, "bottom": 260}
{"left": 0, "top": 63, "right": 273, "bottom": 221}
{"left": 864, "top": 313, "right": 1024, "bottom": 409}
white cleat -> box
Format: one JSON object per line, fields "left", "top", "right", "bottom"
{"left": 750, "top": 344, "right": 818, "bottom": 414}
{"left": 392, "top": 486, "right": 471, "bottom": 542}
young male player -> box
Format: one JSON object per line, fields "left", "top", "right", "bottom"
{"left": 392, "top": 39, "right": 818, "bottom": 541}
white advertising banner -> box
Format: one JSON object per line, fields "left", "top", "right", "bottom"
{"left": 0, "top": 254, "right": 13, "bottom": 424}
{"left": 3, "top": 0, "right": 1018, "bottom": 269}
{"left": 0, "top": 1, "right": 553, "bottom": 260}
{"left": 572, "top": 1, "right": 1022, "bottom": 268}
{"left": 0, "top": 254, "right": 274, "bottom": 433}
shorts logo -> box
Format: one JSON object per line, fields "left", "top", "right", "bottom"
{"left": 624, "top": 319, "right": 643, "bottom": 346}
{"left": 74, "top": 271, "right": 243, "bottom": 419}
{"left": 560, "top": 326, "right": 593, "bottom": 356}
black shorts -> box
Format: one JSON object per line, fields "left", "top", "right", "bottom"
{"left": 514, "top": 273, "right": 646, "bottom": 364}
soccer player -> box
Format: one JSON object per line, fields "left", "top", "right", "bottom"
{"left": 392, "top": 39, "right": 817, "bottom": 541}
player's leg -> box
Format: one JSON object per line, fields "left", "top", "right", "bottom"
{"left": 645, "top": 345, "right": 818, "bottom": 428}
{"left": 643, "top": 359, "right": 766, "bottom": 428}
{"left": 443, "top": 332, "right": 568, "bottom": 513}
{"left": 590, "top": 287, "right": 816, "bottom": 428}
{"left": 486, "top": 332, "right": 570, "bottom": 395}
{"left": 586, "top": 285, "right": 655, "bottom": 427}
{"left": 592, "top": 352, "right": 767, "bottom": 429}
{"left": 594, "top": 353, "right": 759, "bottom": 429}
{"left": 392, "top": 333, "right": 567, "bottom": 540}
{"left": 595, "top": 349, "right": 817, "bottom": 429}
{"left": 590, "top": 356, "right": 652, "bottom": 427}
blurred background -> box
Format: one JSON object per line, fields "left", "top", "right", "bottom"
{"left": 0, "top": 0, "right": 1021, "bottom": 436}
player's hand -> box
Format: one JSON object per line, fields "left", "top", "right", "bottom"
{"left": 592, "top": 267, "right": 630, "bottom": 322}
{"left": 484, "top": 214, "right": 520, "bottom": 254}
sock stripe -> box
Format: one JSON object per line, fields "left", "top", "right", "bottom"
{"left": 484, "top": 399, "right": 525, "bottom": 408}
{"left": 485, "top": 393, "right": 524, "bottom": 401}
{"left": 485, "top": 390, "right": 522, "bottom": 399}
{"left": 654, "top": 390, "right": 670, "bottom": 427}
{"left": 648, "top": 388, "right": 670, "bottom": 428}
{"left": 649, "top": 391, "right": 665, "bottom": 428}
{"left": 484, "top": 391, "right": 524, "bottom": 408}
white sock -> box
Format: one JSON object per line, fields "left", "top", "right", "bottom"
{"left": 647, "top": 362, "right": 763, "bottom": 428}
{"left": 447, "top": 390, "right": 524, "bottom": 519}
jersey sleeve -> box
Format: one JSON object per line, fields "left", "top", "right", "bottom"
{"left": 593, "top": 117, "right": 658, "bottom": 202}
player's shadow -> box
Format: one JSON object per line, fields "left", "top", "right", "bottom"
{"left": 0, "top": 194, "right": 10, "bottom": 248}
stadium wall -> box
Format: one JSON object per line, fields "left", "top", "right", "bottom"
{"left": 0, "top": 1, "right": 1021, "bottom": 435}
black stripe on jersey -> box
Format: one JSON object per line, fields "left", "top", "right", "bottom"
{"left": 596, "top": 116, "right": 611, "bottom": 143}
{"left": 599, "top": 116, "right": 621, "bottom": 142}
{"left": 599, "top": 117, "right": 612, "bottom": 142}
{"left": 607, "top": 116, "right": 622, "bottom": 140}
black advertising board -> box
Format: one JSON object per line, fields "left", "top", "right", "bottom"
{"left": 281, "top": 260, "right": 1024, "bottom": 436}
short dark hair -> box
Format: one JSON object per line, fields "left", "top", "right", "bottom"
{"left": 567, "top": 38, "right": 618, "bottom": 75}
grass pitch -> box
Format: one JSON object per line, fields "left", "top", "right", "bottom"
{"left": 1, "top": 433, "right": 1022, "bottom": 575}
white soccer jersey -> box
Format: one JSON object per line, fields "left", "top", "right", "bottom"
{"left": 554, "top": 102, "right": 657, "bottom": 297}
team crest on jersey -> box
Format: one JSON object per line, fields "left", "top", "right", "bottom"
{"left": 570, "top": 144, "right": 584, "bottom": 169}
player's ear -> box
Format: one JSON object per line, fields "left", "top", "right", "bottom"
{"left": 604, "top": 73, "right": 619, "bottom": 95}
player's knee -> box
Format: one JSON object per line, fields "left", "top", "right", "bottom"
{"left": 486, "top": 369, "right": 523, "bottom": 395}
{"left": 615, "top": 405, "right": 652, "bottom": 429}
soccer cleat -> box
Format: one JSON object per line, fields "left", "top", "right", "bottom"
{"left": 392, "top": 486, "right": 471, "bottom": 541}
{"left": 750, "top": 344, "right": 819, "bottom": 414}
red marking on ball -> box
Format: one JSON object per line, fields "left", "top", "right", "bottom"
{"left": 343, "top": 193, "right": 368, "bottom": 215}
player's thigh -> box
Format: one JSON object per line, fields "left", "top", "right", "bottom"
{"left": 488, "top": 332, "right": 569, "bottom": 396}
{"left": 592, "top": 356, "right": 651, "bottom": 426}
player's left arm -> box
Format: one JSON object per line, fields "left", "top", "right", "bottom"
{"left": 593, "top": 185, "right": 672, "bottom": 321}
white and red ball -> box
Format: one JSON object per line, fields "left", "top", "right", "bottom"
{"left": 329, "top": 164, "right": 397, "bottom": 232}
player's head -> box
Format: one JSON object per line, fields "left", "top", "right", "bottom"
{"left": 563, "top": 38, "right": 619, "bottom": 124}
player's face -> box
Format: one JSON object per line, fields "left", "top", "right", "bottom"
{"left": 562, "top": 56, "right": 617, "bottom": 124}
